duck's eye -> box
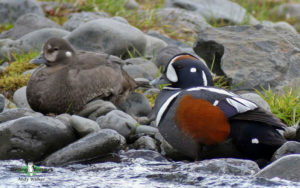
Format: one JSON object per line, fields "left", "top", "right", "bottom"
{"left": 53, "top": 47, "right": 59, "bottom": 51}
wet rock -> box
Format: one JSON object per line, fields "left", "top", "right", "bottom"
{"left": 256, "top": 154, "right": 300, "bottom": 182}
{"left": 262, "top": 20, "right": 297, "bottom": 34}
{"left": 272, "top": 141, "right": 300, "bottom": 161}
{"left": 77, "top": 100, "right": 117, "bottom": 121}
{"left": 148, "top": 30, "right": 190, "bottom": 49}
{"left": 156, "top": 8, "right": 210, "bottom": 36}
{"left": 0, "top": 28, "right": 70, "bottom": 60}
{"left": 0, "top": 13, "right": 61, "bottom": 40}
{"left": 0, "top": 108, "right": 42, "bottom": 123}
{"left": 135, "top": 125, "right": 159, "bottom": 137}
{"left": 63, "top": 12, "right": 108, "bottom": 31}
{"left": 125, "top": 0, "right": 139, "bottom": 10}
{"left": 118, "top": 92, "right": 152, "bottom": 117}
{"left": 0, "top": 116, "right": 76, "bottom": 161}
{"left": 123, "top": 58, "right": 159, "bottom": 81}
{"left": 133, "top": 136, "right": 158, "bottom": 151}
{"left": 0, "top": 0, "right": 44, "bottom": 24}
{"left": 42, "top": 129, "right": 126, "bottom": 166}
{"left": 193, "top": 25, "right": 300, "bottom": 90}
{"left": 120, "top": 149, "right": 168, "bottom": 162}
{"left": 96, "top": 110, "right": 137, "bottom": 138}
{"left": 70, "top": 115, "right": 100, "bottom": 137}
{"left": 154, "top": 45, "right": 183, "bottom": 69}
{"left": 240, "top": 93, "right": 270, "bottom": 112}
{"left": 0, "top": 94, "right": 4, "bottom": 113}
{"left": 65, "top": 18, "right": 146, "bottom": 58}
{"left": 13, "top": 86, "right": 31, "bottom": 110}
{"left": 164, "top": 0, "right": 258, "bottom": 25}
{"left": 145, "top": 35, "right": 167, "bottom": 58}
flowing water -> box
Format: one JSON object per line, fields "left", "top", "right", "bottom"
{"left": 1, "top": 159, "right": 299, "bottom": 188}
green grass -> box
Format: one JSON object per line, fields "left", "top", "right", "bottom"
{"left": 0, "top": 23, "right": 14, "bottom": 33}
{"left": 0, "top": 51, "right": 39, "bottom": 99}
{"left": 256, "top": 87, "right": 300, "bottom": 126}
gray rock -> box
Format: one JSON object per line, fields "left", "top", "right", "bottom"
{"left": 256, "top": 154, "right": 300, "bottom": 182}
{"left": 271, "top": 3, "right": 300, "bottom": 21}
{"left": 156, "top": 8, "right": 210, "bottom": 36}
{"left": 262, "top": 20, "right": 297, "bottom": 34}
{"left": 63, "top": 12, "right": 108, "bottom": 31}
{"left": 96, "top": 110, "right": 137, "bottom": 138}
{"left": 65, "top": 18, "right": 147, "bottom": 58}
{"left": 297, "top": 125, "right": 300, "bottom": 141}
{"left": 120, "top": 149, "right": 167, "bottom": 162}
{"left": 0, "top": 62, "right": 9, "bottom": 73}
{"left": 13, "top": 86, "right": 31, "bottom": 110}
{"left": 70, "top": 115, "right": 100, "bottom": 137}
{"left": 164, "top": 0, "right": 259, "bottom": 25}
{"left": 240, "top": 93, "right": 271, "bottom": 112}
{"left": 111, "top": 16, "right": 129, "bottom": 24}
{"left": 0, "top": 0, "right": 44, "bottom": 24}
{"left": 125, "top": 0, "right": 139, "bottom": 9}
{"left": 144, "top": 88, "right": 160, "bottom": 96}
{"left": 42, "top": 129, "right": 126, "bottom": 166}
{"left": 148, "top": 30, "right": 190, "bottom": 48}
{"left": 118, "top": 92, "right": 152, "bottom": 117}
{"left": 133, "top": 136, "right": 158, "bottom": 151}
{"left": 0, "top": 116, "right": 76, "bottom": 161}
{"left": 272, "top": 141, "right": 300, "bottom": 161}
{"left": 144, "top": 34, "right": 167, "bottom": 58}
{"left": 136, "top": 116, "right": 151, "bottom": 125}
{"left": 0, "top": 13, "right": 61, "bottom": 40}
{"left": 193, "top": 25, "right": 300, "bottom": 90}
{"left": 284, "top": 124, "right": 297, "bottom": 140}
{"left": 0, "top": 94, "right": 4, "bottom": 113}
{"left": 135, "top": 125, "right": 159, "bottom": 137}
{"left": 56, "top": 113, "right": 72, "bottom": 127}
{"left": 160, "top": 137, "right": 188, "bottom": 160}
{"left": 153, "top": 45, "right": 183, "bottom": 69}
{"left": 123, "top": 58, "right": 159, "bottom": 80}
{"left": 134, "top": 78, "right": 151, "bottom": 89}
{"left": 186, "top": 158, "right": 260, "bottom": 176}
{"left": 77, "top": 99, "right": 117, "bottom": 121}
{"left": 0, "top": 28, "right": 70, "bottom": 60}
{"left": 0, "top": 108, "right": 42, "bottom": 123}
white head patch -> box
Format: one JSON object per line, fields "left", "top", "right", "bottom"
{"left": 65, "top": 51, "right": 72, "bottom": 57}
{"left": 166, "top": 56, "right": 180, "bottom": 82}
{"left": 190, "top": 67, "right": 197, "bottom": 73}
{"left": 202, "top": 71, "right": 208, "bottom": 86}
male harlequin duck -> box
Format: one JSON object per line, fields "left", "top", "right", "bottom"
{"left": 27, "top": 37, "right": 136, "bottom": 114}
{"left": 153, "top": 53, "right": 287, "bottom": 161}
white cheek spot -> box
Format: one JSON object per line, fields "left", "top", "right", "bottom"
{"left": 213, "top": 100, "right": 219, "bottom": 106}
{"left": 251, "top": 138, "right": 259, "bottom": 144}
{"left": 47, "top": 44, "right": 52, "bottom": 49}
{"left": 190, "top": 67, "right": 197, "bottom": 73}
{"left": 202, "top": 71, "right": 208, "bottom": 86}
{"left": 65, "top": 51, "right": 72, "bottom": 57}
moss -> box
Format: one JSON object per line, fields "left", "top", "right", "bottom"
{"left": 0, "top": 23, "right": 14, "bottom": 33}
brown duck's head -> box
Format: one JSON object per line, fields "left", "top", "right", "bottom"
{"left": 30, "top": 38, "right": 76, "bottom": 67}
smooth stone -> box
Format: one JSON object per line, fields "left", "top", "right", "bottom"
{"left": 0, "top": 94, "right": 4, "bottom": 113}
{"left": 42, "top": 129, "right": 126, "bottom": 166}
{"left": 297, "top": 125, "right": 300, "bottom": 141}
{"left": 135, "top": 125, "right": 159, "bottom": 137}
{"left": 193, "top": 25, "right": 300, "bottom": 90}
{"left": 0, "top": 13, "right": 61, "bottom": 40}
{"left": 133, "top": 136, "right": 158, "bottom": 151}
{"left": 111, "top": 16, "right": 129, "bottom": 24}
{"left": 0, "top": 108, "right": 42, "bottom": 124}
{"left": 271, "top": 3, "right": 300, "bottom": 21}
{"left": 240, "top": 93, "right": 271, "bottom": 112}
{"left": 96, "top": 110, "right": 137, "bottom": 138}
{"left": 0, "top": 62, "right": 9, "bottom": 73}
{"left": 123, "top": 58, "right": 159, "bottom": 80}
{"left": 70, "top": 115, "right": 100, "bottom": 137}
{"left": 13, "top": 86, "right": 31, "bottom": 110}
{"left": 118, "top": 92, "right": 152, "bottom": 117}
{"left": 63, "top": 12, "right": 109, "bottom": 31}
{"left": 256, "top": 154, "right": 300, "bottom": 182}
{"left": 120, "top": 149, "right": 168, "bottom": 162}
{"left": 144, "top": 88, "right": 160, "bottom": 96}
{"left": 125, "top": 0, "right": 139, "bottom": 9}
{"left": 56, "top": 113, "right": 72, "bottom": 127}
{"left": 0, "top": 116, "right": 76, "bottom": 161}
{"left": 153, "top": 45, "right": 183, "bottom": 69}
{"left": 284, "top": 125, "right": 297, "bottom": 140}
{"left": 0, "top": 0, "right": 44, "bottom": 24}
{"left": 272, "top": 141, "right": 300, "bottom": 161}
{"left": 164, "top": 0, "right": 259, "bottom": 25}
{"left": 262, "top": 20, "right": 297, "bottom": 34}
{"left": 147, "top": 30, "right": 190, "bottom": 48}
{"left": 189, "top": 158, "right": 260, "bottom": 176}
{"left": 144, "top": 34, "right": 168, "bottom": 58}
{"left": 134, "top": 78, "right": 151, "bottom": 88}
{"left": 77, "top": 99, "right": 117, "bottom": 121}
{"left": 65, "top": 18, "right": 147, "bottom": 58}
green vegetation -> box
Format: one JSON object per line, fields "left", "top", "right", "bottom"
{"left": 0, "top": 23, "right": 14, "bottom": 33}
{"left": 0, "top": 52, "right": 38, "bottom": 99}
{"left": 256, "top": 87, "right": 300, "bottom": 126}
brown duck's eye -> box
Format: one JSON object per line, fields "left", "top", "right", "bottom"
{"left": 53, "top": 47, "right": 59, "bottom": 51}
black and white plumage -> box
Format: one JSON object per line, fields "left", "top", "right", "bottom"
{"left": 153, "top": 53, "right": 287, "bottom": 161}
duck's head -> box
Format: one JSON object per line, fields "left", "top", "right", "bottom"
{"left": 30, "top": 38, "right": 75, "bottom": 66}
{"left": 152, "top": 53, "right": 214, "bottom": 89}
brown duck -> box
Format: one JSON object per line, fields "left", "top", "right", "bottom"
{"left": 27, "top": 37, "right": 136, "bottom": 114}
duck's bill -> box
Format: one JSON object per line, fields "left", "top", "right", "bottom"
{"left": 30, "top": 53, "right": 47, "bottom": 64}
{"left": 150, "top": 75, "right": 171, "bottom": 87}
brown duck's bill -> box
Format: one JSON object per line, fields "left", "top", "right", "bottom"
{"left": 30, "top": 53, "right": 47, "bottom": 64}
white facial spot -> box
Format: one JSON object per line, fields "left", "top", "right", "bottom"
{"left": 251, "top": 138, "right": 259, "bottom": 144}
{"left": 65, "top": 51, "right": 72, "bottom": 57}
{"left": 190, "top": 67, "right": 197, "bottom": 73}
{"left": 213, "top": 100, "right": 219, "bottom": 106}
{"left": 47, "top": 44, "right": 52, "bottom": 49}
{"left": 202, "top": 71, "right": 208, "bottom": 86}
